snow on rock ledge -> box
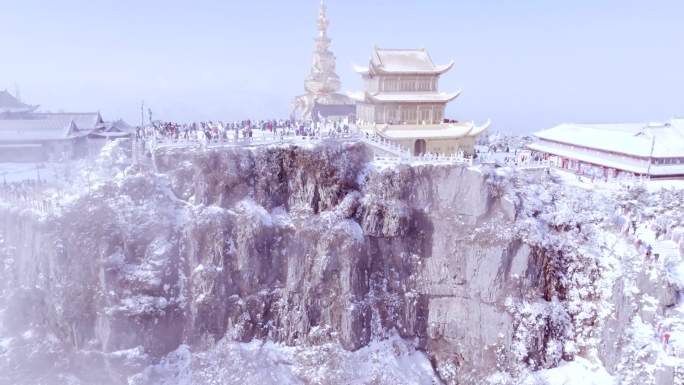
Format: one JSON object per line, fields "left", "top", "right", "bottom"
{"left": 0, "top": 141, "right": 638, "bottom": 384}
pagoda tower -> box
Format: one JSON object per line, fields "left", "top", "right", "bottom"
{"left": 292, "top": 1, "right": 354, "bottom": 121}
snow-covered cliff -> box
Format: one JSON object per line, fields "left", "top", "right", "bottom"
{"left": 1, "top": 140, "right": 682, "bottom": 385}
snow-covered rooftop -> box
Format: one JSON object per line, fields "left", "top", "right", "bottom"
{"left": 375, "top": 120, "right": 490, "bottom": 140}
{"left": 0, "top": 90, "right": 29, "bottom": 109}
{"left": 0, "top": 119, "right": 88, "bottom": 141}
{"left": 0, "top": 111, "right": 104, "bottom": 142}
{"left": 528, "top": 141, "right": 684, "bottom": 176}
{"left": 350, "top": 91, "right": 461, "bottom": 103}
{"left": 0, "top": 90, "right": 39, "bottom": 113}
{"left": 37, "top": 112, "right": 104, "bottom": 131}
{"left": 375, "top": 48, "right": 435, "bottom": 71}
{"left": 534, "top": 120, "right": 684, "bottom": 158}
{"left": 355, "top": 48, "right": 454, "bottom": 75}
{"left": 90, "top": 131, "right": 131, "bottom": 138}
{"left": 367, "top": 91, "right": 461, "bottom": 103}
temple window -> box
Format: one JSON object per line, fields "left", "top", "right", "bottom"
{"left": 384, "top": 78, "right": 399, "bottom": 91}
{"left": 402, "top": 107, "right": 416, "bottom": 123}
{"left": 434, "top": 109, "right": 442, "bottom": 123}
{"left": 420, "top": 109, "right": 430, "bottom": 123}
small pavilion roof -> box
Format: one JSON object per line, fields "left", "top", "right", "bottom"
{"left": 0, "top": 90, "right": 39, "bottom": 113}
{"left": 365, "top": 91, "right": 461, "bottom": 103}
{"left": 373, "top": 120, "right": 491, "bottom": 140}
{"left": 0, "top": 90, "right": 28, "bottom": 108}
{"left": 354, "top": 48, "right": 454, "bottom": 75}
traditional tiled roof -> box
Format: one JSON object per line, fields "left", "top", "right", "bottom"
{"left": 533, "top": 120, "right": 684, "bottom": 159}
{"left": 0, "top": 90, "right": 39, "bottom": 113}
{"left": 0, "top": 90, "right": 27, "bottom": 108}
{"left": 355, "top": 48, "right": 454, "bottom": 75}
{"left": 527, "top": 140, "right": 684, "bottom": 176}
{"left": 37, "top": 112, "right": 104, "bottom": 131}
{"left": 375, "top": 48, "right": 435, "bottom": 71}
{"left": 102, "top": 119, "right": 133, "bottom": 132}
{"left": 0, "top": 112, "right": 104, "bottom": 142}
{"left": 374, "top": 120, "right": 491, "bottom": 140}
{"left": 362, "top": 91, "right": 461, "bottom": 103}
{"left": 0, "top": 118, "right": 89, "bottom": 142}
{"left": 0, "top": 93, "right": 107, "bottom": 143}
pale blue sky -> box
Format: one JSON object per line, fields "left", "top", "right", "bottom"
{"left": 1, "top": 0, "right": 682, "bottom": 133}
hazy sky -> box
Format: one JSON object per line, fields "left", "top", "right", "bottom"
{"left": 1, "top": 0, "right": 682, "bottom": 133}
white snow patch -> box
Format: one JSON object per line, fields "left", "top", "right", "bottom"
{"left": 335, "top": 219, "right": 364, "bottom": 242}
{"left": 129, "top": 334, "right": 440, "bottom": 385}
{"left": 523, "top": 357, "right": 615, "bottom": 385}
{"left": 238, "top": 198, "right": 273, "bottom": 226}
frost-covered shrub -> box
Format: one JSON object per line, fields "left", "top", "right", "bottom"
{"left": 506, "top": 171, "right": 616, "bottom": 373}
{"left": 486, "top": 170, "right": 510, "bottom": 200}
{"left": 506, "top": 296, "right": 573, "bottom": 371}
{"left": 95, "top": 138, "right": 131, "bottom": 177}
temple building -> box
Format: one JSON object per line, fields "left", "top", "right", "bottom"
{"left": 0, "top": 89, "right": 39, "bottom": 117}
{"left": 351, "top": 47, "right": 489, "bottom": 156}
{"left": 0, "top": 90, "right": 129, "bottom": 162}
{"left": 528, "top": 119, "right": 684, "bottom": 179}
{"left": 291, "top": 1, "right": 355, "bottom": 121}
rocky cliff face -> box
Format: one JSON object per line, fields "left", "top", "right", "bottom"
{"left": 0, "top": 142, "right": 641, "bottom": 384}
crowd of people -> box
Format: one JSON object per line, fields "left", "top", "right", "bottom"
{"left": 135, "top": 119, "right": 352, "bottom": 144}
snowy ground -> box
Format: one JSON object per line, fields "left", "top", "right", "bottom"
{"left": 542, "top": 168, "right": 684, "bottom": 385}
{"left": 553, "top": 169, "right": 684, "bottom": 192}
{"left": 129, "top": 334, "right": 440, "bottom": 385}
{"left": 0, "top": 162, "right": 67, "bottom": 183}
{"left": 523, "top": 357, "right": 615, "bottom": 385}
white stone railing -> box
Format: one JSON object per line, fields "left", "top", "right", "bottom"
{"left": 358, "top": 133, "right": 474, "bottom": 165}
{"left": 357, "top": 133, "right": 410, "bottom": 159}
{"left": 135, "top": 128, "right": 476, "bottom": 167}
{"left": 477, "top": 154, "right": 552, "bottom": 170}
{"left": 0, "top": 187, "right": 57, "bottom": 214}
{"left": 374, "top": 152, "right": 472, "bottom": 166}
{"left": 141, "top": 129, "right": 361, "bottom": 153}
{"left": 516, "top": 160, "right": 552, "bottom": 170}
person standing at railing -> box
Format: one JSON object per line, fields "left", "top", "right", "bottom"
{"left": 219, "top": 122, "right": 226, "bottom": 140}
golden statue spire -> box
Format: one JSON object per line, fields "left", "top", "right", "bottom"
{"left": 291, "top": 1, "right": 354, "bottom": 121}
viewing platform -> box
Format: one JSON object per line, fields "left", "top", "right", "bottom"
{"left": 136, "top": 125, "right": 475, "bottom": 167}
